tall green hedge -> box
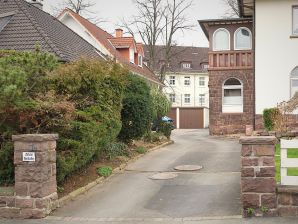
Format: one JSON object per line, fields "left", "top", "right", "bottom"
{"left": 0, "top": 51, "right": 128, "bottom": 185}
{"left": 118, "top": 74, "right": 153, "bottom": 143}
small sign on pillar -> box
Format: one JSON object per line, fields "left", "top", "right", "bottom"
{"left": 22, "top": 152, "right": 36, "bottom": 162}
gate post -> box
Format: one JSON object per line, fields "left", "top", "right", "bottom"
{"left": 12, "top": 134, "right": 58, "bottom": 218}
{"left": 240, "top": 136, "right": 278, "bottom": 217}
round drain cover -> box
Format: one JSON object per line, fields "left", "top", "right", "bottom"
{"left": 174, "top": 165, "right": 203, "bottom": 171}
{"left": 150, "top": 173, "right": 178, "bottom": 180}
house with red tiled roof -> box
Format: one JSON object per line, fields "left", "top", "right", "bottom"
{"left": 58, "top": 8, "right": 162, "bottom": 86}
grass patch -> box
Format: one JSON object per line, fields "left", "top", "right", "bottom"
{"left": 96, "top": 166, "right": 113, "bottom": 178}
{"left": 136, "top": 146, "right": 147, "bottom": 154}
{"left": 275, "top": 144, "right": 298, "bottom": 183}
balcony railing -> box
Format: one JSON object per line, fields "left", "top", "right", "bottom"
{"left": 208, "top": 50, "right": 253, "bottom": 70}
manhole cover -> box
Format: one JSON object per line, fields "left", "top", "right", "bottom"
{"left": 150, "top": 172, "right": 178, "bottom": 180}
{"left": 174, "top": 165, "right": 203, "bottom": 171}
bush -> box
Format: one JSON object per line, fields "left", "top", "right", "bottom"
{"left": 157, "top": 122, "right": 173, "bottom": 139}
{"left": 136, "top": 146, "right": 147, "bottom": 154}
{"left": 150, "top": 88, "right": 171, "bottom": 121}
{"left": 118, "top": 74, "right": 153, "bottom": 143}
{"left": 103, "top": 142, "right": 129, "bottom": 160}
{"left": 96, "top": 166, "right": 113, "bottom": 177}
{"left": 0, "top": 53, "right": 128, "bottom": 185}
{"left": 143, "top": 131, "right": 161, "bottom": 143}
{"left": 263, "top": 108, "right": 281, "bottom": 131}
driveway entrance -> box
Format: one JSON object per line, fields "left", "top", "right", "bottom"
{"left": 51, "top": 129, "right": 241, "bottom": 219}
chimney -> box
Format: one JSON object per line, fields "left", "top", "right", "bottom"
{"left": 115, "top": 29, "right": 123, "bottom": 38}
{"left": 30, "top": 0, "right": 43, "bottom": 10}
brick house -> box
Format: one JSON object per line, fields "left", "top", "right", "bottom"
{"left": 144, "top": 46, "right": 210, "bottom": 129}
{"left": 58, "top": 8, "right": 162, "bottom": 87}
{"left": 200, "top": 0, "right": 298, "bottom": 135}
{"left": 199, "top": 18, "right": 254, "bottom": 135}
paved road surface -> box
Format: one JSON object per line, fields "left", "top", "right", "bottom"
{"left": 1, "top": 130, "right": 297, "bottom": 223}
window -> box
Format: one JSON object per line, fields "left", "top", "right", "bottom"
{"left": 199, "top": 77, "right": 205, "bottom": 86}
{"left": 213, "top": 28, "right": 230, "bottom": 51}
{"left": 169, "top": 94, "right": 176, "bottom": 103}
{"left": 222, "top": 78, "right": 243, "bottom": 113}
{"left": 291, "top": 67, "right": 298, "bottom": 97}
{"left": 169, "top": 76, "right": 176, "bottom": 85}
{"left": 184, "top": 94, "right": 191, "bottom": 104}
{"left": 235, "top": 27, "right": 252, "bottom": 50}
{"left": 293, "top": 6, "right": 298, "bottom": 35}
{"left": 129, "top": 49, "right": 134, "bottom": 64}
{"left": 182, "top": 62, "right": 191, "bottom": 69}
{"left": 202, "top": 63, "right": 209, "bottom": 71}
{"left": 184, "top": 76, "right": 190, "bottom": 86}
{"left": 138, "top": 55, "right": 142, "bottom": 67}
{"left": 199, "top": 94, "right": 205, "bottom": 105}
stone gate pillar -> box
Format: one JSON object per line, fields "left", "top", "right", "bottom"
{"left": 12, "top": 134, "right": 58, "bottom": 218}
{"left": 240, "top": 136, "right": 278, "bottom": 217}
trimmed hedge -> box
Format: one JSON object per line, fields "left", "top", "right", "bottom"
{"left": 263, "top": 108, "right": 280, "bottom": 131}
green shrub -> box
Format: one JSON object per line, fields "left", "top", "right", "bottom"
{"left": 103, "top": 142, "right": 129, "bottom": 160}
{"left": 0, "top": 141, "right": 14, "bottom": 185}
{"left": 150, "top": 88, "right": 171, "bottom": 121}
{"left": 96, "top": 166, "right": 113, "bottom": 177}
{"left": 118, "top": 74, "right": 153, "bottom": 143}
{"left": 136, "top": 146, "right": 147, "bottom": 154}
{"left": 143, "top": 131, "right": 161, "bottom": 143}
{"left": 263, "top": 108, "right": 280, "bottom": 131}
{"left": 157, "top": 122, "right": 173, "bottom": 139}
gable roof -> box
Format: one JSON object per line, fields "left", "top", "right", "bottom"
{"left": 144, "top": 45, "right": 209, "bottom": 74}
{"left": 0, "top": 0, "right": 104, "bottom": 62}
{"left": 108, "top": 37, "right": 136, "bottom": 50}
{"left": 58, "top": 8, "right": 162, "bottom": 86}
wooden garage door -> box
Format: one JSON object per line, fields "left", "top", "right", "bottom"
{"left": 167, "top": 108, "right": 177, "bottom": 128}
{"left": 179, "top": 108, "right": 204, "bottom": 129}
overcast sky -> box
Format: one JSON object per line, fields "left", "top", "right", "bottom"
{"left": 43, "top": 0, "right": 229, "bottom": 47}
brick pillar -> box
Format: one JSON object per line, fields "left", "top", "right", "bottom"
{"left": 239, "top": 136, "right": 278, "bottom": 217}
{"left": 12, "top": 134, "right": 58, "bottom": 219}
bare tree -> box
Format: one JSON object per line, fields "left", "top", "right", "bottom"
{"left": 222, "top": 0, "right": 240, "bottom": 18}
{"left": 121, "top": 0, "right": 193, "bottom": 82}
{"left": 53, "top": 0, "right": 105, "bottom": 24}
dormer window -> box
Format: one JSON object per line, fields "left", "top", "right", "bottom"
{"left": 201, "top": 63, "right": 209, "bottom": 71}
{"left": 213, "top": 28, "right": 230, "bottom": 51}
{"left": 138, "top": 55, "right": 143, "bottom": 67}
{"left": 130, "top": 49, "right": 134, "bottom": 64}
{"left": 182, "top": 62, "right": 191, "bottom": 69}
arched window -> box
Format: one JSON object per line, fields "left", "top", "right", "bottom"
{"left": 291, "top": 67, "right": 298, "bottom": 97}
{"left": 222, "top": 78, "right": 243, "bottom": 113}
{"left": 234, "top": 27, "right": 252, "bottom": 50}
{"left": 213, "top": 28, "right": 230, "bottom": 51}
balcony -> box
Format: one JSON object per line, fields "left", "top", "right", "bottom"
{"left": 208, "top": 50, "right": 253, "bottom": 70}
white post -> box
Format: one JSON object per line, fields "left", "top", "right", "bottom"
{"left": 176, "top": 108, "right": 180, "bottom": 129}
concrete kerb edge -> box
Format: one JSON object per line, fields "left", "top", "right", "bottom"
{"left": 56, "top": 140, "right": 174, "bottom": 209}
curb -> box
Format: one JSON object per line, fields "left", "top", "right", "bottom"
{"left": 56, "top": 140, "right": 174, "bottom": 208}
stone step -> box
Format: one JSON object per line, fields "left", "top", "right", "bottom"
{"left": 0, "top": 187, "right": 15, "bottom": 196}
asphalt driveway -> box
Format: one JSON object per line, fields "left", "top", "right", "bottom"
{"left": 1, "top": 129, "right": 297, "bottom": 223}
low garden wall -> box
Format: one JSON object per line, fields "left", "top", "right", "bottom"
{"left": 0, "top": 134, "right": 58, "bottom": 219}
{"left": 240, "top": 136, "right": 298, "bottom": 217}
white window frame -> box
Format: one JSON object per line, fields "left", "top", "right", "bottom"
{"left": 182, "top": 63, "right": 191, "bottom": 69}
{"left": 184, "top": 76, "right": 191, "bottom": 86}
{"left": 199, "top": 77, "right": 205, "bottom": 86}
{"left": 169, "top": 93, "right": 176, "bottom": 103}
{"left": 184, "top": 94, "right": 191, "bottom": 104}
{"left": 290, "top": 66, "right": 298, "bottom": 97}
{"left": 234, "top": 27, "right": 252, "bottom": 50}
{"left": 199, "top": 94, "right": 205, "bottom": 105}
{"left": 169, "top": 76, "right": 176, "bottom": 86}
{"left": 293, "top": 6, "right": 298, "bottom": 36}
{"left": 213, "top": 28, "right": 230, "bottom": 51}
{"left": 138, "top": 55, "right": 143, "bottom": 67}
{"left": 222, "top": 78, "right": 243, "bottom": 113}
{"left": 129, "top": 48, "right": 134, "bottom": 64}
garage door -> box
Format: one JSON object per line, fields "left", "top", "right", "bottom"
{"left": 179, "top": 108, "right": 204, "bottom": 129}
{"left": 167, "top": 108, "right": 177, "bottom": 128}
